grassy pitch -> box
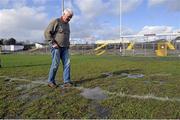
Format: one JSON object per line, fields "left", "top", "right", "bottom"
{"left": 0, "top": 54, "right": 180, "bottom": 119}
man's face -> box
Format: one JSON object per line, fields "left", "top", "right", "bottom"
{"left": 62, "top": 12, "right": 73, "bottom": 23}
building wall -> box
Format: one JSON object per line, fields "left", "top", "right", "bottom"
{"left": 1, "top": 45, "right": 24, "bottom": 51}
{"left": 35, "top": 43, "right": 44, "bottom": 48}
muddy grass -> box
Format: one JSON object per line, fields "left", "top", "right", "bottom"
{"left": 0, "top": 55, "right": 180, "bottom": 119}
{"left": 1, "top": 74, "right": 179, "bottom": 118}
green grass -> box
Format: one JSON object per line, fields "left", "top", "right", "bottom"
{"left": 0, "top": 54, "right": 180, "bottom": 119}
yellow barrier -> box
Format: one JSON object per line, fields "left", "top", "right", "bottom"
{"left": 127, "top": 43, "right": 134, "bottom": 50}
{"left": 166, "top": 42, "right": 175, "bottom": 50}
{"left": 155, "top": 41, "right": 176, "bottom": 57}
{"left": 95, "top": 43, "right": 108, "bottom": 51}
{"left": 94, "top": 43, "right": 108, "bottom": 56}
{"left": 96, "top": 50, "right": 106, "bottom": 56}
{"left": 155, "top": 50, "right": 167, "bottom": 56}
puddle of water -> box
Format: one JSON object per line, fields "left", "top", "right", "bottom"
{"left": 80, "top": 87, "right": 107, "bottom": 100}
{"left": 144, "top": 80, "right": 166, "bottom": 85}
{"left": 16, "top": 84, "right": 39, "bottom": 90}
{"left": 31, "top": 79, "right": 47, "bottom": 85}
{"left": 17, "top": 92, "right": 47, "bottom": 106}
{"left": 18, "top": 93, "right": 29, "bottom": 100}
{"left": 152, "top": 80, "right": 166, "bottom": 85}
{"left": 101, "top": 72, "right": 113, "bottom": 78}
{"left": 5, "top": 78, "right": 11, "bottom": 82}
{"left": 89, "top": 101, "right": 110, "bottom": 119}
{"left": 120, "top": 73, "right": 129, "bottom": 76}
{"left": 144, "top": 80, "right": 151, "bottom": 84}
{"left": 101, "top": 72, "right": 144, "bottom": 79}
{"left": 2, "top": 76, "right": 47, "bottom": 84}
{"left": 150, "top": 73, "right": 171, "bottom": 77}
{"left": 159, "top": 80, "right": 166, "bottom": 85}
{"left": 127, "top": 74, "right": 144, "bottom": 78}
{"left": 15, "top": 79, "right": 47, "bottom": 90}
{"left": 3, "top": 77, "right": 30, "bottom": 83}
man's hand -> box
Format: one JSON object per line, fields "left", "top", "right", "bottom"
{"left": 52, "top": 43, "right": 59, "bottom": 48}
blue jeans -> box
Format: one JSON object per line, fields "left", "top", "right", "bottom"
{"left": 48, "top": 47, "right": 71, "bottom": 84}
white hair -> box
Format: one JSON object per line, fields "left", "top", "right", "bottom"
{"left": 63, "top": 8, "right": 73, "bottom": 16}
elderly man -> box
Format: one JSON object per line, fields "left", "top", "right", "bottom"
{"left": 44, "top": 8, "right": 73, "bottom": 88}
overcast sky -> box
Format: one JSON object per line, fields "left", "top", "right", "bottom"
{"left": 0, "top": 0, "right": 179, "bottom": 42}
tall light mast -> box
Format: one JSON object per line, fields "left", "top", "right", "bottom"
{"left": 62, "top": 0, "right": 64, "bottom": 15}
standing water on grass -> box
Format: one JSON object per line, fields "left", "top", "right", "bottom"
{"left": 80, "top": 87, "right": 107, "bottom": 100}
{"left": 127, "top": 74, "right": 144, "bottom": 78}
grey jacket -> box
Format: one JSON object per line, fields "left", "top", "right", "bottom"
{"left": 44, "top": 18, "right": 70, "bottom": 47}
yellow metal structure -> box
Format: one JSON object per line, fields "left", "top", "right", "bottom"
{"left": 94, "top": 43, "right": 108, "bottom": 56}
{"left": 155, "top": 44, "right": 167, "bottom": 56}
{"left": 155, "top": 41, "right": 175, "bottom": 56}
{"left": 96, "top": 50, "right": 106, "bottom": 56}
{"left": 127, "top": 43, "right": 134, "bottom": 50}
{"left": 95, "top": 43, "right": 108, "bottom": 51}
{"left": 166, "top": 41, "right": 175, "bottom": 50}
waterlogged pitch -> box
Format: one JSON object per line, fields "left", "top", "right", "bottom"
{"left": 0, "top": 54, "right": 180, "bottom": 119}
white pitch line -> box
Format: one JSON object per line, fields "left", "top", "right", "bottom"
{"left": 75, "top": 86, "right": 180, "bottom": 102}
{"left": 105, "top": 91, "right": 180, "bottom": 102}
{"left": 1, "top": 75, "right": 47, "bottom": 85}
{"left": 1, "top": 75, "right": 180, "bottom": 102}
